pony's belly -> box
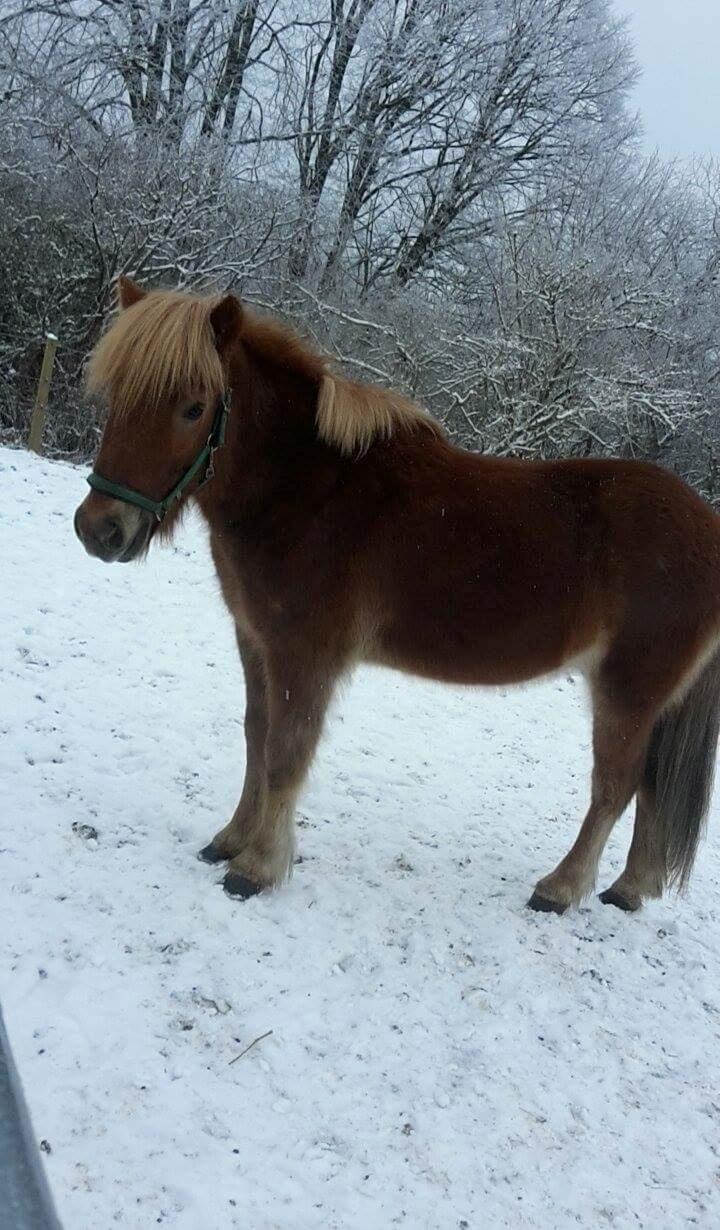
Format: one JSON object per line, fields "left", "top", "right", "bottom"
{"left": 370, "top": 615, "right": 598, "bottom": 687}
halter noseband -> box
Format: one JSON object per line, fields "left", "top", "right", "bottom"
{"left": 87, "top": 389, "right": 232, "bottom": 522}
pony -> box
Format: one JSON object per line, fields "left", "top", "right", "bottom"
{"left": 74, "top": 277, "right": 720, "bottom": 913}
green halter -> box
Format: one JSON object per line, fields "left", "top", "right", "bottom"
{"left": 87, "top": 390, "right": 231, "bottom": 521}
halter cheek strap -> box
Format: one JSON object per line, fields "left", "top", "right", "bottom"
{"left": 87, "top": 389, "right": 231, "bottom": 522}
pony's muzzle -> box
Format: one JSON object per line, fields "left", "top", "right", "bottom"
{"left": 74, "top": 494, "right": 152, "bottom": 563}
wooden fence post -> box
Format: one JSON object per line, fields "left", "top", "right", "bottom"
{"left": 28, "top": 333, "right": 58, "bottom": 455}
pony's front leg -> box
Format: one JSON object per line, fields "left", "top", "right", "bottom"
{"left": 222, "top": 652, "right": 337, "bottom": 899}
{"left": 198, "top": 629, "right": 268, "bottom": 865}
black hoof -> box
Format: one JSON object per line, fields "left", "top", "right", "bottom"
{"left": 527, "top": 891, "right": 567, "bottom": 915}
{"left": 223, "top": 872, "right": 263, "bottom": 900}
{"left": 599, "top": 888, "right": 637, "bottom": 912}
{"left": 198, "top": 843, "right": 229, "bottom": 864}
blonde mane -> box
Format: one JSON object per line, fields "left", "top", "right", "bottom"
{"left": 316, "top": 374, "right": 436, "bottom": 457}
{"left": 86, "top": 289, "right": 226, "bottom": 418}
{"left": 88, "top": 286, "right": 437, "bottom": 454}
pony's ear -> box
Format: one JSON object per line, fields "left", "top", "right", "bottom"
{"left": 210, "top": 293, "right": 243, "bottom": 353}
{"left": 118, "top": 275, "right": 146, "bottom": 310}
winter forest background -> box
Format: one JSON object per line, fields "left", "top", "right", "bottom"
{"left": 1, "top": 0, "right": 719, "bottom": 493}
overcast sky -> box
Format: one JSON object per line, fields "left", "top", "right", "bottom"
{"left": 620, "top": 0, "right": 720, "bottom": 158}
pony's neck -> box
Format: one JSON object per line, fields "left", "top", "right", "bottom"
{"left": 197, "top": 336, "right": 338, "bottom": 532}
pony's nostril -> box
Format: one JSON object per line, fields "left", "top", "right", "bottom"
{"left": 98, "top": 516, "right": 124, "bottom": 552}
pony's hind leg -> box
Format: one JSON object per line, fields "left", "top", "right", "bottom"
{"left": 529, "top": 692, "right": 651, "bottom": 914}
{"left": 598, "top": 787, "right": 665, "bottom": 911}
{"left": 598, "top": 639, "right": 720, "bottom": 910}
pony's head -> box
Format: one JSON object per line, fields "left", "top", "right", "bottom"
{"left": 74, "top": 277, "right": 241, "bottom": 562}
{"left": 75, "top": 276, "right": 437, "bottom": 562}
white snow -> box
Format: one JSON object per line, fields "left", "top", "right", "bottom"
{"left": 2, "top": 444, "right": 720, "bottom": 1229}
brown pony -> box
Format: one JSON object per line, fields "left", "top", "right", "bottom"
{"left": 74, "top": 277, "right": 720, "bottom": 913}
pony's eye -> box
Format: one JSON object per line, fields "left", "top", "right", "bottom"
{"left": 184, "top": 403, "right": 204, "bottom": 421}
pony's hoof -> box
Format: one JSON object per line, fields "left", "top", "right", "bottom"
{"left": 223, "top": 871, "right": 263, "bottom": 900}
{"left": 599, "top": 887, "right": 638, "bottom": 912}
{"left": 198, "top": 843, "right": 229, "bottom": 864}
{"left": 527, "top": 891, "right": 567, "bottom": 915}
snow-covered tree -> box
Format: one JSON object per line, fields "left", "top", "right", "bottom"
{"left": 2, "top": 0, "right": 720, "bottom": 499}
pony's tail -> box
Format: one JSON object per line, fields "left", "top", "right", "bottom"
{"left": 643, "top": 648, "right": 720, "bottom": 889}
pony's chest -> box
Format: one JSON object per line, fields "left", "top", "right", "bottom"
{"left": 209, "top": 524, "right": 321, "bottom": 633}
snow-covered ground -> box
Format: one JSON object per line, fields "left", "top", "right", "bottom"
{"left": 2, "top": 444, "right": 720, "bottom": 1229}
